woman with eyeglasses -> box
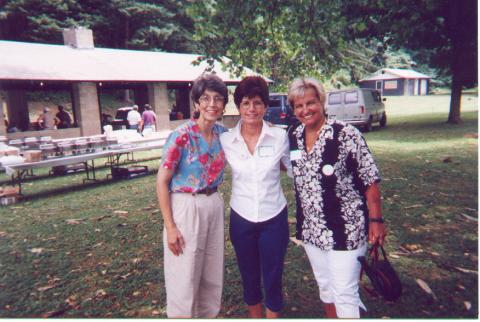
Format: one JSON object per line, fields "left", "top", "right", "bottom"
{"left": 220, "top": 76, "right": 291, "bottom": 318}
{"left": 157, "top": 73, "right": 228, "bottom": 318}
{"left": 287, "top": 78, "right": 387, "bottom": 318}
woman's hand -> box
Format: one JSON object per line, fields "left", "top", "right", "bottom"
{"left": 369, "top": 222, "right": 387, "bottom": 246}
{"left": 166, "top": 226, "right": 185, "bottom": 256}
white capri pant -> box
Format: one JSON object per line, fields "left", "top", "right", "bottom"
{"left": 304, "top": 242, "right": 367, "bottom": 318}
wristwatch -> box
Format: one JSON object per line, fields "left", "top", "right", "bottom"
{"left": 369, "top": 217, "right": 384, "bottom": 223}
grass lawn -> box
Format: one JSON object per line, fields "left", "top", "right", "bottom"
{"left": 0, "top": 96, "right": 477, "bottom": 318}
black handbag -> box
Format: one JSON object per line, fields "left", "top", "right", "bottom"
{"left": 357, "top": 243, "right": 402, "bottom": 301}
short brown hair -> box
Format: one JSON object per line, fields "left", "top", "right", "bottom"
{"left": 191, "top": 73, "right": 228, "bottom": 105}
{"left": 233, "top": 76, "right": 269, "bottom": 108}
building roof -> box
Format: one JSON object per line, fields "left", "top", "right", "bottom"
{"left": 0, "top": 40, "right": 266, "bottom": 83}
{"left": 359, "top": 68, "right": 432, "bottom": 82}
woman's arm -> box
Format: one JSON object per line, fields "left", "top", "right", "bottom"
{"left": 365, "top": 182, "right": 387, "bottom": 246}
{"left": 280, "top": 131, "right": 293, "bottom": 177}
{"left": 156, "top": 167, "right": 185, "bottom": 256}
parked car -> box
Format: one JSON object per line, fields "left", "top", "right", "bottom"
{"left": 325, "top": 88, "right": 387, "bottom": 132}
{"left": 264, "top": 93, "right": 298, "bottom": 129}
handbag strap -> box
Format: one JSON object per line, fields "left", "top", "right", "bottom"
{"left": 359, "top": 243, "right": 384, "bottom": 297}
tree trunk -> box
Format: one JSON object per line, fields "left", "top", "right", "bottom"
{"left": 447, "top": 75, "right": 462, "bottom": 124}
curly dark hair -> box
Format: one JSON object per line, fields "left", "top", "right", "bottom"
{"left": 233, "top": 76, "right": 269, "bottom": 108}
{"left": 191, "top": 73, "right": 228, "bottom": 105}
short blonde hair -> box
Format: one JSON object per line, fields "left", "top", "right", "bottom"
{"left": 287, "top": 77, "right": 326, "bottom": 107}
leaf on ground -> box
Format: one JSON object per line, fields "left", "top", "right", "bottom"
{"left": 416, "top": 279, "right": 438, "bottom": 301}
{"left": 95, "top": 289, "right": 107, "bottom": 298}
{"left": 152, "top": 310, "right": 161, "bottom": 316}
{"left": 404, "top": 204, "right": 423, "bottom": 209}
{"left": 37, "top": 284, "right": 56, "bottom": 292}
{"left": 0, "top": 231, "right": 7, "bottom": 237}
{"left": 454, "top": 267, "right": 478, "bottom": 274}
{"left": 41, "top": 309, "right": 67, "bottom": 318}
{"left": 29, "top": 248, "right": 43, "bottom": 254}
{"left": 403, "top": 244, "right": 422, "bottom": 252}
{"left": 119, "top": 272, "right": 132, "bottom": 280}
{"left": 66, "top": 219, "right": 84, "bottom": 225}
{"left": 132, "top": 291, "right": 141, "bottom": 297}
{"left": 442, "top": 156, "right": 452, "bottom": 163}
{"left": 93, "top": 215, "right": 112, "bottom": 221}
{"left": 456, "top": 284, "right": 466, "bottom": 291}
{"left": 287, "top": 219, "right": 296, "bottom": 225}
{"left": 114, "top": 210, "right": 129, "bottom": 214}
{"left": 464, "top": 301, "right": 472, "bottom": 310}
{"left": 65, "top": 295, "right": 79, "bottom": 308}
{"left": 289, "top": 237, "right": 302, "bottom": 246}
{"left": 459, "top": 213, "right": 477, "bottom": 222}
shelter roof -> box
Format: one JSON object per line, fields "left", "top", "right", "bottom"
{"left": 359, "top": 68, "right": 432, "bottom": 81}
{"left": 0, "top": 40, "right": 267, "bottom": 83}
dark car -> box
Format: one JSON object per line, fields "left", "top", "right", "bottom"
{"left": 109, "top": 107, "right": 133, "bottom": 129}
{"left": 264, "top": 93, "right": 298, "bottom": 129}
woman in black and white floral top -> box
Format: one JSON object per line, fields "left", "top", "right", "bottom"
{"left": 287, "top": 78, "right": 387, "bottom": 319}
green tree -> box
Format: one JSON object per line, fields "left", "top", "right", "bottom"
{"left": 0, "top": 0, "right": 197, "bottom": 53}
{"left": 187, "top": 0, "right": 352, "bottom": 89}
{"left": 344, "top": 0, "right": 477, "bottom": 123}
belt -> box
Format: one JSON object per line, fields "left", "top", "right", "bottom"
{"left": 193, "top": 186, "right": 218, "bottom": 196}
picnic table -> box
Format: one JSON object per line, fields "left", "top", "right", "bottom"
{"left": 2, "top": 139, "right": 166, "bottom": 194}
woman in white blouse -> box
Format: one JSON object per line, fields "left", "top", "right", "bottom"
{"left": 220, "top": 76, "right": 291, "bottom": 318}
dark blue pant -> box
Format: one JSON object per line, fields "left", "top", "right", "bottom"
{"left": 229, "top": 206, "right": 289, "bottom": 312}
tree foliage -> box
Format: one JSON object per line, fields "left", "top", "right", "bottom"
{"left": 0, "top": 0, "right": 197, "bottom": 52}
{"left": 187, "top": 0, "right": 354, "bottom": 87}
{"left": 343, "top": 0, "right": 478, "bottom": 123}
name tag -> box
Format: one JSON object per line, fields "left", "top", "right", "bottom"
{"left": 258, "top": 145, "right": 274, "bottom": 157}
{"left": 290, "top": 149, "right": 302, "bottom": 161}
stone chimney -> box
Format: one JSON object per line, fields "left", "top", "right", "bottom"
{"left": 62, "top": 27, "right": 94, "bottom": 49}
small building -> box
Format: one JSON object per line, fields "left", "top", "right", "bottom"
{"left": 358, "top": 68, "right": 431, "bottom": 96}
{"left": 0, "top": 28, "right": 264, "bottom": 140}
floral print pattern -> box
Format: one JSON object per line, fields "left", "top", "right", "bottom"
{"left": 289, "top": 120, "right": 380, "bottom": 250}
{"left": 161, "top": 119, "right": 227, "bottom": 192}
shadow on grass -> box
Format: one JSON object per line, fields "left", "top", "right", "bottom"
{"left": 19, "top": 169, "right": 159, "bottom": 202}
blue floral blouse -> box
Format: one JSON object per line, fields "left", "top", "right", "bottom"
{"left": 161, "top": 119, "right": 227, "bottom": 193}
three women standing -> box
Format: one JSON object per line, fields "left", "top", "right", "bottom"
{"left": 157, "top": 74, "right": 228, "bottom": 318}
{"left": 287, "top": 78, "right": 387, "bottom": 318}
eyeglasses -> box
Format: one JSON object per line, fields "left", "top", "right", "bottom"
{"left": 239, "top": 100, "right": 265, "bottom": 110}
{"left": 199, "top": 95, "right": 224, "bottom": 105}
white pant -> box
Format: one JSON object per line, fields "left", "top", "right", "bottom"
{"left": 304, "top": 243, "right": 367, "bottom": 318}
{"left": 164, "top": 192, "right": 224, "bottom": 318}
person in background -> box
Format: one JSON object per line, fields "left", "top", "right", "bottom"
{"left": 127, "top": 105, "right": 141, "bottom": 130}
{"left": 287, "top": 77, "right": 387, "bottom": 318}
{"left": 56, "top": 105, "right": 72, "bottom": 129}
{"left": 220, "top": 76, "right": 291, "bottom": 318}
{"left": 156, "top": 73, "right": 228, "bottom": 318}
{"left": 141, "top": 104, "right": 157, "bottom": 132}
{"left": 37, "top": 107, "right": 58, "bottom": 130}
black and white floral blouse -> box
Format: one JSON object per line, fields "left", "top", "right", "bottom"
{"left": 288, "top": 120, "right": 381, "bottom": 251}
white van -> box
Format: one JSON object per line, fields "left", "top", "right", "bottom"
{"left": 325, "top": 88, "right": 387, "bottom": 132}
